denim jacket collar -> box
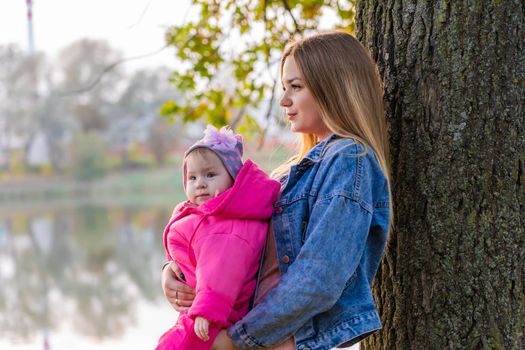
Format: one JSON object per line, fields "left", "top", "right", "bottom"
{"left": 295, "top": 134, "right": 340, "bottom": 172}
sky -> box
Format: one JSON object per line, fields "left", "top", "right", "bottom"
{"left": 0, "top": 0, "right": 193, "bottom": 71}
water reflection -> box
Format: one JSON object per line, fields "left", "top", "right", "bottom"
{"left": 0, "top": 203, "right": 172, "bottom": 348}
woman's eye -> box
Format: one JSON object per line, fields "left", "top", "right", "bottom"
{"left": 291, "top": 84, "right": 301, "bottom": 90}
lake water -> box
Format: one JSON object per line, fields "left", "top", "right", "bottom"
{"left": 0, "top": 202, "right": 178, "bottom": 350}
{"left": 0, "top": 199, "right": 358, "bottom": 350}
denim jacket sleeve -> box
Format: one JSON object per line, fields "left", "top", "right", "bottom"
{"left": 228, "top": 149, "right": 378, "bottom": 348}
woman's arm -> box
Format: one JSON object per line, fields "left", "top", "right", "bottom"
{"left": 161, "top": 261, "right": 195, "bottom": 311}
{"left": 212, "top": 330, "right": 241, "bottom": 350}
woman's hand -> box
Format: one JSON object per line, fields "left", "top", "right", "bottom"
{"left": 161, "top": 261, "right": 195, "bottom": 311}
{"left": 211, "top": 330, "right": 241, "bottom": 350}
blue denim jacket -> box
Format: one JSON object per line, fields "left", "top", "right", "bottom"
{"left": 228, "top": 135, "right": 390, "bottom": 350}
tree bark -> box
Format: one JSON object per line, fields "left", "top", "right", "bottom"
{"left": 356, "top": 1, "right": 525, "bottom": 349}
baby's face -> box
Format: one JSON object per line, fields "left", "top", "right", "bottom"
{"left": 185, "top": 149, "right": 234, "bottom": 205}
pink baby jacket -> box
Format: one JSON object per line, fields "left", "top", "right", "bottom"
{"left": 163, "top": 159, "right": 281, "bottom": 327}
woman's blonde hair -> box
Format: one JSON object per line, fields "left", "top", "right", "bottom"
{"left": 272, "top": 31, "right": 392, "bottom": 224}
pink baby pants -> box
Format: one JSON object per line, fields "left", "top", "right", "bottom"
{"left": 156, "top": 312, "right": 220, "bottom": 350}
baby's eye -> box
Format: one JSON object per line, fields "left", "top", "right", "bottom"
{"left": 206, "top": 172, "right": 216, "bottom": 178}
{"left": 188, "top": 176, "right": 196, "bottom": 181}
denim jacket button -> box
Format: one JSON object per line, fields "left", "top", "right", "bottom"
{"left": 282, "top": 255, "right": 290, "bottom": 264}
{"left": 275, "top": 206, "right": 283, "bottom": 214}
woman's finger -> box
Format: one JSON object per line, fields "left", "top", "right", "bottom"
{"left": 165, "top": 289, "right": 194, "bottom": 305}
{"left": 164, "top": 283, "right": 195, "bottom": 299}
{"left": 175, "top": 296, "right": 193, "bottom": 307}
{"left": 164, "top": 293, "right": 191, "bottom": 311}
{"left": 171, "top": 303, "right": 190, "bottom": 312}
{"left": 162, "top": 263, "right": 195, "bottom": 293}
{"left": 168, "top": 261, "right": 187, "bottom": 282}
{"left": 164, "top": 263, "right": 194, "bottom": 292}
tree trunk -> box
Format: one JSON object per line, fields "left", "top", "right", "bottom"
{"left": 356, "top": 1, "right": 525, "bottom": 349}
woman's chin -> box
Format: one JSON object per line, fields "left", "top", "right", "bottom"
{"left": 289, "top": 123, "right": 302, "bottom": 133}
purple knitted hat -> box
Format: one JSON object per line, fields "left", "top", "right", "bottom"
{"left": 183, "top": 125, "right": 244, "bottom": 188}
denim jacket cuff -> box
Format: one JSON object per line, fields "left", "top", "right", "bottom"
{"left": 228, "top": 323, "right": 262, "bottom": 349}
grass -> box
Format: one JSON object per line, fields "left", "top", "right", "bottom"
{"left": 0, "top": 145, "right": 293, "bottom": 208}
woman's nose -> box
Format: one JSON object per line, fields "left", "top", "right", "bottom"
{"left": 279, "top": 92, "right": 291, "bottom": 107}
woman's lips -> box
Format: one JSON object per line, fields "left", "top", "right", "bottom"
{"left": 287, "top": 113, "right": 297, "bottom": 120}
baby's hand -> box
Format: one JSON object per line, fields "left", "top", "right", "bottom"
{"left": 194, "top": 317, "right": 210, "bottom": 341}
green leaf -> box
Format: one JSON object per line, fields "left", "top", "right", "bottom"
{"left": 160, "top": 100, "right": 181, "bottom": 116}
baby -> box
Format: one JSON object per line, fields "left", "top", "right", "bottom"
{"left": 156, "top": 125, "right": 280, "bottom": 350}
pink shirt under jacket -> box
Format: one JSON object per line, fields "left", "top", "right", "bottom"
{"left": 163, "top": 159, "right": 281, "bottom": 327}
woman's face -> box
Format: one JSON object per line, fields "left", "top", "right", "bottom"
{"left": 280, "top": 56, "right": 331, "bottom": 139}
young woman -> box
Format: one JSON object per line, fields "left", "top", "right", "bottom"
{"left": 162, "top": 31, "right": 392, "bottom": 350}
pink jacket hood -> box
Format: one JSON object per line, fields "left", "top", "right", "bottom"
{"left": 177, "top": 159, "right": 280, "bottom": 220}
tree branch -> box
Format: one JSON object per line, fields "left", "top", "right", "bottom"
{"left": 58, "top": 45, "right": 168, "bottom": 97}
{"left": 282, "top": 0, "right": 302, "bottom": 34}
{"left": 127, "top": 0, "right": 154, "bottom": 30}
{"left": 257, "top": 70, "right": 279, "bottom": 150}
{"left": 57, "top": 0, "right": 195, "bottom": 98}
{"left": 231, "top": 106, "right": 246, "bottom": 129}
